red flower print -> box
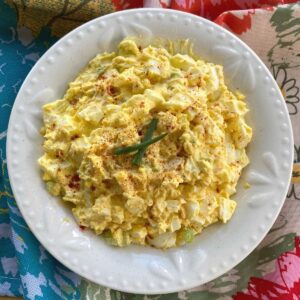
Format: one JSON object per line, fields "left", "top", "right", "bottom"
{"left": 170, "top": 0, "right": 298, "bottom": 20}
{"left": 214, "top": 11, "right": 254, "bottom": 35}
{"left": 111, "top": 0, "right": 143, "bottom": 10}
{"left": 234, "top": 237, "right": 300, "bottom": 300}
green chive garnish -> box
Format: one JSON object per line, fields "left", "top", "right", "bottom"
{"left": 132, "top": 119, "right": 158, "bottom": 165}
{"left": 97, "top": 65, "right": 107, "bottom": 76}
{"left": 114, "top": 133, "right": 168, "bottom": 155}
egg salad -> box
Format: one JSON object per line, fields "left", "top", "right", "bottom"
{"left": 39, "top": 38, "right": 252, "bottom": 249}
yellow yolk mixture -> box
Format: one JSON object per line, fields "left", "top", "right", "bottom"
{"left": 39, "top": 39, "right": 252, "bottom": 248}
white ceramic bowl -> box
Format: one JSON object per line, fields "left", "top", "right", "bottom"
{"left": 7, "top": 8, "right": 293, "bottom": 294}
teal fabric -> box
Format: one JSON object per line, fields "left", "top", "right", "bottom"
{"left": 0, "top": 1, "right": 81, "bottom": 298}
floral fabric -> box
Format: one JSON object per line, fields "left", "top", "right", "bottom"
{"left": 0, "top": 0, "right": 299, "bottom": 299}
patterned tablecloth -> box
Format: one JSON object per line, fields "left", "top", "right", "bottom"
{"left": 0, "top": 1, "right": 300, "bottom": 299}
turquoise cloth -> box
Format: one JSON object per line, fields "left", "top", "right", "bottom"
{"left": 0, "top": 1, "right": 81, "bottom": 298}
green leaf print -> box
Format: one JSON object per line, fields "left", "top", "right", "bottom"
{"left": 268, "top": 4, "right": 300, "bottom": 69}
{"left": 258, "top": 233, "right": 297, "bottom": 265}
